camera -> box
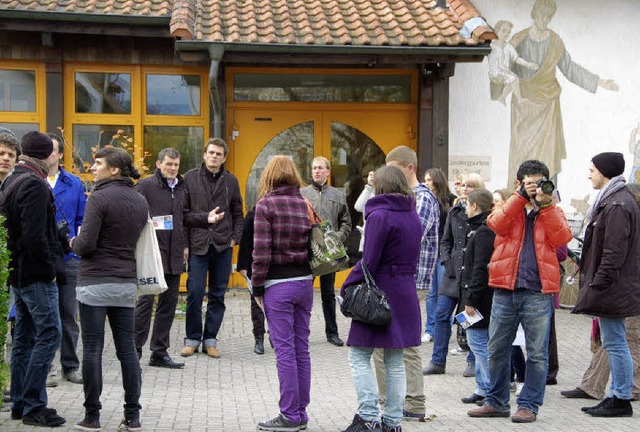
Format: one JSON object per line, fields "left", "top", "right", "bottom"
{"left": 57, "top": 219, "right": 72, "bottom": 255}
{"left": 535, "top": 177, "right": 555, "bottom": 195}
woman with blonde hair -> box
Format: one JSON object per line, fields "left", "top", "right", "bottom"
{"left": 252, "top": 156, "right": 314, "bottom": 432}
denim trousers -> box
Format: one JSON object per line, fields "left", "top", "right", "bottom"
{"left": 350, "top": 347, "right": 405, "bottom": 427}
{"left": 263, "top": 279, "right": 314, "bottom": 424}
{"left": 485, "top": 289, "right": 552, "bottom": 414}
{"left": 425, "top": 262, "right": 445, "bottom": 335}
{"left": 79, "top": 303, "right": 141, "bottom": 422}
{"left": 185, "top": 246, "right": 232, "bottom": 348}
{"left": 135, "top": 273, "right": 181, "bottom": 357}
{"left": 11, "top": 281, "right": 61, "bottom": 416}
{"left": 431, "top": 294, "right": 457, "bottom": 365}
{"left": 599, "top": 317, "right": 634, "bottom": 399}
{"left": 319, "top": 272, "right": 339, "bottom": 337}
{"left": 373, "top": 346, "right": 426, "bottom": 415}
{"left": 466, "top": 328, "right": 490, "bottom": 396}
{"left": 58, "top": 258, "right": 80, "bottom": 374}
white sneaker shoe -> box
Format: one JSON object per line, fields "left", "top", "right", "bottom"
{"left": 449, "top": 347, "right": 469, "bottom": 356}
{"left": 421, "top": 333, "right": 433, "bottom": 343}
{"left": 516, "top": 382, "right": 525, "bottom": 396}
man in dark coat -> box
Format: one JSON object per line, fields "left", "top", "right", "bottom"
{"left": 134, "top": 148, "right": 187, "bottom": 369}
{"left": 573, "top": 152, "right": 640, "bottom": 417}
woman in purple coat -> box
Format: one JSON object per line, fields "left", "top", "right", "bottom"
{"left": 340, "top": 165, "right": 422, "bottom": 432}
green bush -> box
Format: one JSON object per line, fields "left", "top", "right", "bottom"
{"left": 0, "top": 215, "right": 11, "bottom": 407}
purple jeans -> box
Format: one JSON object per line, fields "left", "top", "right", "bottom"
{"left": 263, "top": 278, "right": 314, "bottom": 424}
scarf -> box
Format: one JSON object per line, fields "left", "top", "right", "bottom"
{"left": 17, "top": 154, "right": 50, "bottom": 178}
{"left": 586, "top": 174, "right": 626, "bottom": 222}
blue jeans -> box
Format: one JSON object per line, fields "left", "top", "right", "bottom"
{"left": 350, "top": 347, "right": 405, "bottom": 427}
{"left": 11, "top": 281, "right": 61, "bottom": 416}
{"left": 185, "top": 245, "right": 232, "bottom": 348}
{"left": 485, "top": 289, "right": 552, "bottom": 414}
{"left": 431, "top": 294, "right": 457, "bottom": 366}
{"left": 466, "top": 328, "right": 490, "bottom": 396}
{"left": 599, "top": 317, "right": 634, "bottom": 399}
{"left": 425, "top": 262, "right": 444, "bottom": 335}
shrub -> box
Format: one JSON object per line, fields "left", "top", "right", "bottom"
{"left": 0, "top": 215, "right": 11, "bottom": 407}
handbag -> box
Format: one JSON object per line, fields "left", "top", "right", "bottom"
{"left": 340, "top": 260, "right": 392, "bottom": 326}
{"left": 306, "top": 200, "right": 349, "bottom": 277}
{"left": 135, "top": 217, "right": 169, "bottom": 296}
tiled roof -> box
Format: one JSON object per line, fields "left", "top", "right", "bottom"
{"left": 171, "top": 0, "right": 494, "bottom": 47}
{"left": 0, "top": 0, "right": 172, "bottom": 16}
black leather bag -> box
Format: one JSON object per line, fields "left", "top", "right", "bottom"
{"left": 340, "top": 261, "right": 392, "bottom": 326}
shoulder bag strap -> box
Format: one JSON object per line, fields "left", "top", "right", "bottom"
{"left": 304, "top": 198, "right": 322, "bottom": 224}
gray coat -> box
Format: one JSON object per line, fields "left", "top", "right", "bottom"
{"left": 301, "top": 183, "right": 351, "bottom": 244}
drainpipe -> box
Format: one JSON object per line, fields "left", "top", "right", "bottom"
{"left": 208, "top": 45, "right": 224, "bottom": 138}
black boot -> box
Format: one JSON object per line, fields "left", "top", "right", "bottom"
{"left": 254, "top": 336, "right": 265, "bottom": 355}
{"left": 586, "top": 396, "right": 633, "bottom": 417}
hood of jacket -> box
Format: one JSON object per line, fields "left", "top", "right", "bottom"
{"left": 365, "top": 193, "right": 416, "bottom": 218}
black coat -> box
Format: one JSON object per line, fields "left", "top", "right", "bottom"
{"left": 236, "top": 209, "right": 255, "bottom": 278}
{"left": 573, "top": 185, "right": 640, "bottom": 318}
{"left": 135, "top": 170, "right": 187, "bottom": 275}
{"left": 460, "top": 212, "right": 495, "bottom": 329}
{"left": 438, "top": 203, "right": 470, "bottom": 299}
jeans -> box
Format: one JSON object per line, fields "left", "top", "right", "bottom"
{"left": 319, "top": 272, "right": 339, "bottom": 337}
{"left": 466, "top": 328, "right": 490, "bottom": 396}
{"left": 373, "top": 346, "right": 426, "bottom": 414}
{"left": 79, "top": 303, "right": 141, "bottom": 422}
{"left": 10, "top": 281, "right": 61, "bottom": 416}
{"left": 485, "top": 289, "right": 552, "bottom": 414}
{"left": 350, "top": 347, "right": 405, "bottom": 427}
{"left": 425, "top": 262, "right": 444, "bottom": 335}
{"left": 185, "top": 246, "right": 232, "bottom": 348}
{"left": 135, "top": 274, "right": 181, "bottom": 357}
{"left": 431, "top": 294, "right": 457, "bottom": 366}
{"left": 58, "top": 258, "right": 80, "bottom": 373}
{"left": 599, "top": 317, "right": 634, "bottom": 399}
{"left": 263, "top": 279, "right": 313, "bottom": 424}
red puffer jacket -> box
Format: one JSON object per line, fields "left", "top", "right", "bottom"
{"left": 487, "top": 193, "right": 572, "bottom": 294}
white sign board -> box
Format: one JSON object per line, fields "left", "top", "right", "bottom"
{"left": 448, "top": 156, "right": 492, "bottom": 182}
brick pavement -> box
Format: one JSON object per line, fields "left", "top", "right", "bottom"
{"left": 0, "top": 289, "right": 636, "bottom": 431}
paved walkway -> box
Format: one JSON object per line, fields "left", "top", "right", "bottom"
{"left": 0, "top": 289, "right": 637, "bottom": 431}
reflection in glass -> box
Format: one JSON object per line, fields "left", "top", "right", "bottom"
{"left": 0, "top": 122, "right": 39, "bottom": 140}
{"left": 245, "top": 122, "right": 314, "bottom": 210}
{"left": 146, "top": 75, "right": 201, "bottom": 116}
{"left": 0, "top": 70, "right": 36, "bottom": 112}
{"left": 234, "top": 73, "right": 411, "bottom": 103}
{"left": 75, "top": 72, "right": 131, "bottom": 114}
{"left": 144, "top": 126, "right": 204, "bottom": 174}
{"left": 72, "top": 124, "right": 134, "bottom": 173}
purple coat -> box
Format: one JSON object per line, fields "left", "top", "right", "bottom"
{"left": 340, "top": 194, "right": 422, "bottom": 349}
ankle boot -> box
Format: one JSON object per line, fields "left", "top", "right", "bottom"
{"left": 254, "top": 336, "right": 265, "bottom": 355}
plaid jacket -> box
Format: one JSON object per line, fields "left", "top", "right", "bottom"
{"left": 414, "top": 183, "right": 439, "bottom": 290}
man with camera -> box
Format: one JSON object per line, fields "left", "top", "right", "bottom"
{"left": 468, "top": 160, "right": 572, "bottom": 423}
{"left": 46, "top": 133, "right": 86, "bottom": 386}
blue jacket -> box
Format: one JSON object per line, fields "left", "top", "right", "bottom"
{"left": 51, "top": 167, "right": 86, "bottom": 261}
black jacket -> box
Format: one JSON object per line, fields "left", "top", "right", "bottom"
{"left": 72, "top": 177, "right": 148, "bottom": 285}
{"left": 460, "top": 211, "right": 495, "bottom": 329}
{"left": 183, "top": 163, "right": 244, "bottom": 255}
{"left": 236, "top": 209, "right": 255, "bottom": 278}
{"left": 1, "top": 163, "right": 63, "bottom": 287}
{"left": 438, "top": 203, "right": 470, "bottom": 299}
{"left": 135, "top": 170, "right": 187, "bottom": 275}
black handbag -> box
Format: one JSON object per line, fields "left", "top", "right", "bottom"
{"left": 340, "top": 261, "right": 392, "bottom": 326}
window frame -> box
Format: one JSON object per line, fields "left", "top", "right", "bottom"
{"left": 0, "top": 60, "right": 47, "bottom": 132}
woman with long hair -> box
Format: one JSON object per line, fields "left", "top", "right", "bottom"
{"left": 252, "top": 156, "right": 313, "bottom": 432}
{"left": 341, "top": 165, "right": 422, "bottom": 432}
{"left": 71, "top": 147, "right": 149, "bottom": 431}
{"left": 422, "top": 168, "right": 456, "bottom": 343}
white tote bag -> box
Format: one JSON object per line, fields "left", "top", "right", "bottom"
{"left": 136, "top": 217, "right": 168, "bottom": 296}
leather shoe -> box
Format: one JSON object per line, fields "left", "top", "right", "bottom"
{"left": 467, "top": 404, "right": 510, "bottom": 418}
{"left": 180, "top": 346, "right": 196, "bottom": 357}
{"left": 511, "top": 407, "right": 536, "bottom": 423}
{"left": 546, "top": 377, "right": 557, "bottom": 385}
{"left": 206, "top": 346, "right": 221, "bottom": 358}
{"left": 149, "top": 354, "right": 184, "bottom": 369}
{"left": 586, "top": 396, "right": 632, "bottom": 417}
{"left": 561, "top": 388, "right": 596, "bottom": 399}
{"left": 422, "top": 362, "right": 445, "bottom": 375}
{"left": 327, "top": 335, "right": 344, "bottom": 347}
{"left": 582, "top": 397, "right": 610, "bottom": 413}
{"left": 254, "top": 337, "right": 265, "bottom": 355}
{"left": 462, "top": 394, "right": 485, "bottom": 404}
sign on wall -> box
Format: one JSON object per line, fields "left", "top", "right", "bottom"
{"left": 449, "top": 156, "right": 492, "bottom": 181}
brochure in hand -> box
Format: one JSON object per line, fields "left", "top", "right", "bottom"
{"left": 455, "top": 310, "right": 484, "bottom": 329}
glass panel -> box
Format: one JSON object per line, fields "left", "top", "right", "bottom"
{"left": 144, "top": 126, "right": 204, "bottom": 174}
{"left": 72, "top": 124, "right": 134, "bottom": 173}
{"left": 245, "top": 121, "right": 314, "bottom": 210}
{"left": 234, "top": 73, "right": 411, "bottom": 103}
{"left": 0, "top": 69, "right": 36, "bottom": 112}
{"left": 75, "top": 72, "right": 131, "bottom": 114}
{"left": 146, "top": 74, "right": 201, "bottom": 115}
{"left": 0, "top": 122, "right": 39, "bottom": 140}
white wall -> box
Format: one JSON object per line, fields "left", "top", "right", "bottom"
{"left": 450, "top": 0, "right": 640, "bottom": 210}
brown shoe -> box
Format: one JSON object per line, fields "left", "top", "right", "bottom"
{"left": 511, "top": 407, "right": 536, "bottom": 423}
{"left": 180, "top": 346, "right": 196, "bottom": 357}
{"left": 206, "top": 346, "right": 221, "bottom": 358}
{"left": 467, "top": 404, "right": 510, "bottom": 418}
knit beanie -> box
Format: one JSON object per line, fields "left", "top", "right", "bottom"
{"left": 591, "top": 152, "right": 625, "bottom": 179}
{"left": 20, "top": 131, "right": 53, "bottom": 160}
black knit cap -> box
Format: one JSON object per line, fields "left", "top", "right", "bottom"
{"left": 21, "top": 131, "right": 53, "bottom": 160}
{"left": 591, "top": 152, "right": 625, "bottom": 179}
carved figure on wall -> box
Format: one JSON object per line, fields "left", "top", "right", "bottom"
{"left": 492, "top": 0, "right": 619, "bottom": 182}
{"left": 629, "top": 121, "right": 640, "bottom": 184}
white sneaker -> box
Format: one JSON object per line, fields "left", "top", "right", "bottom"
{"left": 449, "top": 347, "right": 469, "bottom": 356}
{"left": 516, "top": 382, "right": 525, "bottom": 396}
{"left": 421, "top": 333, "right": 433, "bottom": 343}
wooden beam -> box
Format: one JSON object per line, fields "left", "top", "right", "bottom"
{"left": 220, "top": 52, "right": 485, "bottom": 66}
{"left": 0, "top": 20, "right": 171, "bottom": 38}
